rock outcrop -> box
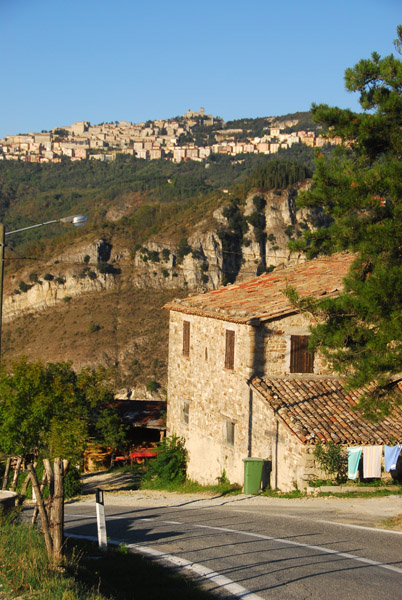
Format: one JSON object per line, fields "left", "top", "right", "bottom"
{"left": 3, "top": 184, "right": 319, "bottom": 323}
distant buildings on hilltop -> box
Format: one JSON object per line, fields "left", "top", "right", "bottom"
{"left": 0, "top": 108, "right": 342, "bottom": 165}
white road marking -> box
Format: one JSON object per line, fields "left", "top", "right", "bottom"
{"left": 192, "top": 523, "right": 402, "bottom": 574}
{"left": 67, "top": 534, "right": 264, "bottom": 600}
{"left": 231, "top": 509, "right": 402, "bottom": 536}
{"left": 65, "top": 510, "right": 402, "bottom": 575}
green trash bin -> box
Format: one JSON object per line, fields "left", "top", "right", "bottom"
{"left": 243, "top": 458, "right": 265, "bottom": 494}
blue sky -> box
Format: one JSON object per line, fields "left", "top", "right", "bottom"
{"left": 0, "top": 0, "right": 400, "bottom": 138}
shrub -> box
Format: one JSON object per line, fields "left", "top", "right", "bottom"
{"left": 88, "top": 322, "right": 101, "bottom": 333}
{"left": 83, "top": 254, "right": 90, "bottom": 264}
{"left": 64, "top": 465, "right": 82, "bottom": 498}
{"left": 18, "top": 281, "right": 32, "bottom": 293}
{"left": 161, "top": 248, "right": 170, "bottom": 262}
{"left": 313, "top": 441, "right": 347, "bottom": 483}
{"left": 55, "top": 277, "right": 65, "bottom": 285}
{"left": 97, "top": 262, "right": 121, "bottom": 275}
{"left": 87, "top": 270, "right": 97, "bottom": 280}
{"left": 176, "top": 237, "right": 191, "bottom": 264}
{"left": 63, "top": 296, "right": 72, "bottom": 303}
{"left": 144, "top": 436, "right": 187, "bottom": 485}
{"left": 29, "top": 272, "right": 39, "bottom": 283}
{"left": 43, "top": 273, "right": 54, "bottom": 281}
{"left": 146, "top": 380, "right": 160, "bottom": 392}
{"left": 162, "top": 269, "right": 169, "bottom": 278}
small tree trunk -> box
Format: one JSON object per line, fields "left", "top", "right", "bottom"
{"left": 32, "top": 468, "right": 48, "bottom": 525}
{"left": 27, "top": 464, "right": 53, "bottom": 560}
{"left": 52, "top": 458, "right": 64, "bottom": 563}
{"left": 2, "top": 457, "right": 11, "bottom": 490}
{"left": 17, "top": 471, "right": 31, "bottom": 506}
{"left": 43, "top": 458, "right": 54, "bottom": 528}
{"left": 10, "top": 456, "right": 22, "bottom": 491}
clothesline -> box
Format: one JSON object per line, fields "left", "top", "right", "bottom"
{"left": 347, "top": 444, "right": 401, "bottom": 480}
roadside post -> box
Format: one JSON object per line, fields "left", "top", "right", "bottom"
{"left": 95, "top": 488, "right": 107, "bottom": 550}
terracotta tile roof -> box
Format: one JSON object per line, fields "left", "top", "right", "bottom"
{"left": 164, "top": 253, "right": 355, "bottom": 324}
{"left": 114, "top": 400, "right": 166, "bottom": 429}
{"left": 250, "top": 376, "right": 402, "bottom": 445}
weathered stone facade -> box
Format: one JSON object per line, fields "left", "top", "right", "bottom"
{"left": 166, "top": 309, "right": 327, "bottom": 490}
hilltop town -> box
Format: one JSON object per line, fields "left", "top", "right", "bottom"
{"left": 0, "top": 108, "right": 342, "bottom": 164}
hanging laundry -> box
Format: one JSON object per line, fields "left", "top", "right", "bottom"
{"left": 384, "top": 445, "right": 401, "bottom": 472}
{"left": 347, "top": 446, "right": 362, "bottom": 480}
{"left": 363, "top": 446, "right": 382, "bottom": 478}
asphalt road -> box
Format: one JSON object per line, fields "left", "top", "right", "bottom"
{"left": 62, "top": 496, "right": 402, "bottom": 600}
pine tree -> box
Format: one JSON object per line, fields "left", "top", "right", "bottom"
{"left": 290, "top": 27, "right": 402, "bottom": 419}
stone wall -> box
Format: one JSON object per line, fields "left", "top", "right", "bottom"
{"left": 166, "top": 310, "right": 323, "bottom": 490}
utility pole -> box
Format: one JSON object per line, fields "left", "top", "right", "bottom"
{"left": 0, "top": 224, "right": 5, "bottom": 358}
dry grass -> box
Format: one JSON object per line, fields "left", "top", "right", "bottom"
{"left": 2, "top": 283, "right": 187, "bottom": 389}
{"left": 380, "top": 513, "right": 402, "bottom": 530}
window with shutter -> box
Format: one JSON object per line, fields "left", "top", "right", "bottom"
{"left": 182, "top": 321, "right": 190, "bottom": 357}
{"left": 225, "top": 330, "right": 235, "bottom": 370}
{"left": 290, "top": 335, "right": 314, "bottom": 373}
{"left": 182, "top": 401, "right": 189, "bottom": 425}
{"left": 225, "top": 419, "right": 235, "bottom": 446}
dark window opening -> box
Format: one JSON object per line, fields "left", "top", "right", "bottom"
{"left": 183, "top": 321, "right": 190, "bottom": 357}
{"left": 225, "top": 419, "right": 235, "bottom": 446}
{"left": 182, "top": 401, "right": 189, "bottom": 425}
{"left": 225, "top": 330, "right": 235, "bottom": 370}
{"left": 290, "top": 335, "right": 314, "bottom": 373}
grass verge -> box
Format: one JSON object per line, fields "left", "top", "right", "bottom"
{"left": 380, "top": 514, "right": 402, "bottom": 530}
{"left": 316, "top": 488, "right": 402, "bottom": 498}
{"left": 0, "top": 515, "right": 218, "bottom": 599}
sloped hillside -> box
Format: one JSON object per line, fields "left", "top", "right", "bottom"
{"left": 0, "top": 148, "right": 326, "bottom": 395}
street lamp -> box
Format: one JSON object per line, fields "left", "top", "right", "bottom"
{"left": 0, "top": 214, "right": 87, "bottom": 356}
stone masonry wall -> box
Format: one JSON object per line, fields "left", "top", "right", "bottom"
{"left": 166, "top": 310, "right": 323, "bottom": 490}
{"left": 258, "top": 313, "right": 332, "bottom": 376}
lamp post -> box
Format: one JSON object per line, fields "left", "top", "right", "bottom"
{"left": 0, "top": 214, "right": 87, "bottom": 356}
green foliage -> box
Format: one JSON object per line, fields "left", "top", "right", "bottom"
{"left": 217, "top": 198, "right": 248, "bottom": 283}
{"left": 64, "top": 465, "right": 82, "bottom": 498}
{"left": 29, "top": 272, "right": 39, "bottom": 283}
{"left": 143, "top": 436, "right": 187, "bottom": 485}
{"left": 146, "top": 379, "right": 160, "bottom": 392}
{"left": 161, "top": 248, "right": 170, "bottom": 261}
{"left": 176, "top": 237, "right": 191, "bottom": 263}
{"left": 0, "top": 357, "right": 125, "bottom": 461}
{"left": 43, "top": 273, "right": 54, "bottom": 281}
{"left": 291, "top": 29, "right": 402, "bottom": 417}
{"left": 54, "top": 276, "right": 65, "bottom": 285}
{"left": 313, "top": 441, "right": 347, "bottom": 483}
{"left": 18, "top": 280, "right": 32, "bottom": 293}
{"left": 83, "top": 254, "right": 90, "bottom": 264}
{"left": 244, "top": 160, "right": 312, "bottom": 192}
{"left": 97, "top": 261, "right": 121, "bottom": 275}
{"left": 88, "top": 322, "right": 101, "bottom": 333}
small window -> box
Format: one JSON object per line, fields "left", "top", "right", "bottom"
{"left": 290, "top": 335, "right": 314, "bottom": 373}
{"left": 225, "top": 419, "right": 235, "bottom": 446}
{"left": 182, "top": 401, "right": 189, "bottom": 425}
{"left": 182, "top": 321, "right": 190, "bottom": 357}
{"left": 225, "top": 330, "right": 235, "bottom": 370}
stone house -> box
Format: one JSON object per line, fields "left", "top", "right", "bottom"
{"left": 165, "top": 253, "right": 402, "bottom": 490}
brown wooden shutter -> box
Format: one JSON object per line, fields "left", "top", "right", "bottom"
{"left": 182, "top": 321, "right": 190, "bottom": 357}
{"left": 225, "top": 330, "right": 235, "bottom": 370}
{"left": 290, "top": 335, "right": 314, "bottom": 373}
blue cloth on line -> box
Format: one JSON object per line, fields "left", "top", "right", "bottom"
{"left": 384, "top": 445, "right": 401, "bottom": 472}
{"left": 348, "top": 446, "right": 362, "bottom": 480}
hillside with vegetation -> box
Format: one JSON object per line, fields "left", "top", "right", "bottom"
{"left": 0, "top": 114, "right": 331, "bottom": 396}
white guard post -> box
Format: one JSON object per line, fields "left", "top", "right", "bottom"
{"left": 95, "top": 488, "right": 107, "bottom": 550}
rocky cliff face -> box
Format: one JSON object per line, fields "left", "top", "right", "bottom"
{"left": 3, "top": 183, "right": 317, "bottom": 322}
